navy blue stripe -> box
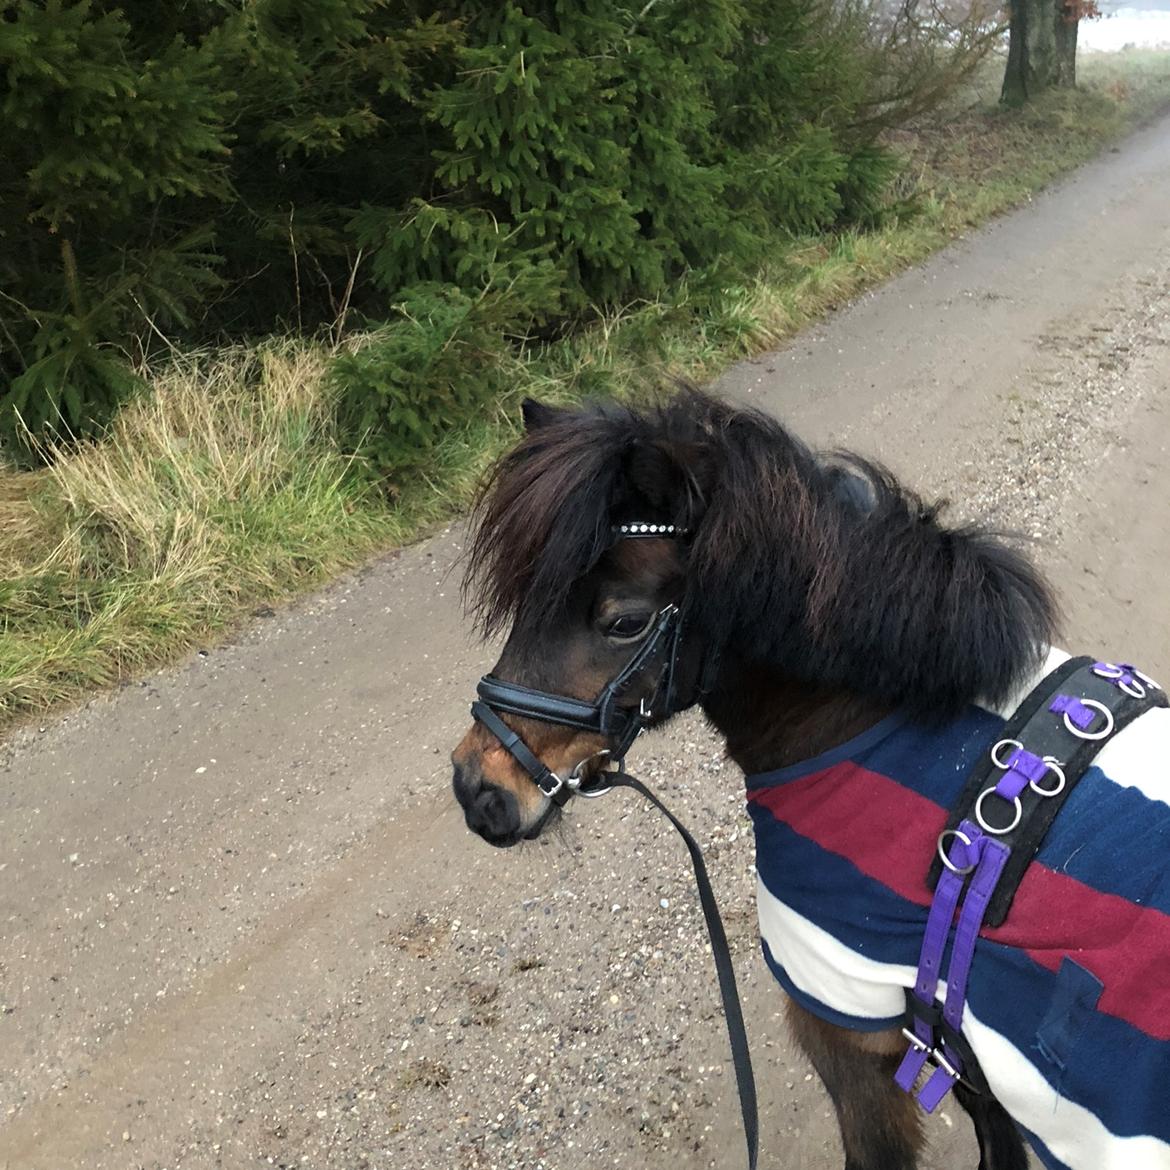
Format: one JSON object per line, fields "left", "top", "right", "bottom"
{"left": 965, "top": 942, "right": 1170, "bottom": 1142}
{"left": 746, "top": 706, "right": 1004, "bottom": 804}
{"left": 857, "top": 705, "right": 1005, "bottom": 809}
{"left": 748, "top": 807, "right": 933, "bottom": 965}
{"left": 744, "top": 712, "right": 911, "bottom": 788}
{"left": 751, "top": 811, "right": 1170, "bottom": 1140}
{"left": 759, "top": 939, "right": 901, "bottom": 1033}
{"left": 1035, "top": 762, "right": 1170, "bottom": 917}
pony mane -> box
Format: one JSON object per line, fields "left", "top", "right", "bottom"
{"left": 464, "top": 389, "right": 1057, "bottom": 717}
{"left": 463, "top": 401, "right": 636, "bottom": 636}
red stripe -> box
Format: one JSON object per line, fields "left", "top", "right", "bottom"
{"left": 749, "top": 764, "right": 1170, "bottom": 1041}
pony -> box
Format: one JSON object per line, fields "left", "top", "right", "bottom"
{"left": 449, "top": 387, "right": 1170, "bottom": 1170}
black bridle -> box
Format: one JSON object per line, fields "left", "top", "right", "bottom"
{"left": 471, "top": 600, "right": 685, "bottom": 803}
{"left": 467, "top": 523, "right": 759, "bottom": 1170}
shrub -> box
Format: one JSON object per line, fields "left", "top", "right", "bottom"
{"left": 331, "top": 283, "right": 522, "bottom": 481}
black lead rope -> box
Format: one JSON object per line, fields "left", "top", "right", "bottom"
{"left": 606, "top": 770, "right": 759, "bottom": 1170}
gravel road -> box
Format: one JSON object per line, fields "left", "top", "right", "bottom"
{"left": 3, "top": 113, "right": 1170, "bottom": 1170}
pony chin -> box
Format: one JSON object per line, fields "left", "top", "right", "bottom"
{"left": 521, "top": 798, "right": 560, "bottom": 840}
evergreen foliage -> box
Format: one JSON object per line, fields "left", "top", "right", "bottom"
{"left": 330, "top": 282, "right": 518, "bottom": 480}
{"left": 0, "top": 0, "right": 991, "bottom": 464}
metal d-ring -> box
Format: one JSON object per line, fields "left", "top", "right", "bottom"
{"left": 1094, "top": 662, "right": 1147, "bottom": 699}
{"left": 975, "top": 786, "right": 1023, "bottom": 835}
{"left": 1063, "top": 698, "right": 1114, "bottom": 741}
{"left": 1092, "top": 662, "right": 1124, "bottom": 680}
{"left": 937, "top": 828, "right": 978, "bottom": 875}
{"left": 568, "top": 750, "right": 614, "bottom": 799}
{"left": 1029, "top": 756, "right": 1067, "bottom": 797}
{"left": 990, "top": 738, "right": 1024, "bottom": 769}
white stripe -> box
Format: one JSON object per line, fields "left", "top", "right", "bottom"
{"left": 1093, "top": 704, "right": 1170, "bottom": 808}
{"left": 965, "top": 1015, "right": 1170, "bottom": 1170}
{"left": 756, "top": 879, "right": 1170, "bottom": 1169}
{"left": 756, "top": 875, "right": 914, "bottom": 1021}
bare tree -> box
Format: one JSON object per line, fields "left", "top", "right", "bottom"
{"left": 842, "top": 0, "right": 1006, "bottom": 131}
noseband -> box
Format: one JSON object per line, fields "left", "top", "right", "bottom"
{"left": 470, "top": 523, "right": 701, "bottom": 803}
{"left": 472, "top": 600, "right": 687, "bottom": 803}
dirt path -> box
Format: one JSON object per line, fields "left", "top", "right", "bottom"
{"left": 3, "top": 114, "right": 1170, "bottom": 1170}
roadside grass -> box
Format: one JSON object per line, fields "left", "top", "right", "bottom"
{"left": 2, "top": 48, "right": 1169, "bottom": 729}
{"left": 0, "top": 346, "right": 393, "bottom": 717}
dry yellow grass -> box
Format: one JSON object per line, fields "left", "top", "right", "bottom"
{"left": 0, "top": 343, "right": 393, "bottom": 720}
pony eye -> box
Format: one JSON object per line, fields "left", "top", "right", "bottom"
{"left": 605, "top": 613, "right": 654, "bottom": 641}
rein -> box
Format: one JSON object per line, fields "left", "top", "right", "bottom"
{"left": 470, "top": 523, "right": 758, "bottom": 1169}
{"left": 602, "top": 769, "right": 759, "bottom": 1170}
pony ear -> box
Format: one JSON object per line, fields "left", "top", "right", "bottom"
{"left": 520, "top": 398, "right": 563, "bottom": 433}
{"left": 624, "top": 438, "right": 715, "bottom": 527}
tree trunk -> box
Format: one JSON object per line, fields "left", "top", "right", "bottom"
{"left": 1001, "top": 0, "right": 1078, "bottom": 105}
{"left": 1053, "top": 6, "right": 1078, "bottom": 88}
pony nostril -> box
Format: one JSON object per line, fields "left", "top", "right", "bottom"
{"left": 452, "top": 760, "right": 480, "bottom": 809}
{"left": 465, "top": 781, "right": 522, "bottom": 845}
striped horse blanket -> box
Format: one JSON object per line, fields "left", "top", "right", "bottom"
{"left": 745, "top": 651, "right": 1170, "bottom": 1169}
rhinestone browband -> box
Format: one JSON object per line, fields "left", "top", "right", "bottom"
{"left": 611, "top": 522, "right": 689, "bottom": 538}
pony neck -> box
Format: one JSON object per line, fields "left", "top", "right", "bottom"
{"left": 701, "top": 662, "right": 890, "bottom": 777}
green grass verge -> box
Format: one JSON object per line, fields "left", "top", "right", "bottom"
{"left": 2, "top": 48, "right": 1169, "bottom": 731}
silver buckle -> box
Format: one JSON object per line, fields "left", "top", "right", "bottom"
{"left": 936, "top": 828, "right": 977, "bottom": 875}
{"left": 901, "top": 1029, "right": 961, "bottom": 1081}
{"left": 901, "top": 1026, "right": 929, "bottom": 1053}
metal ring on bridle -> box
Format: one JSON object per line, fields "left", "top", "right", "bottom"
{"left": 1063, "top": 698, "right": 1114, "bottom": 741}
{"left": 937, "top": 828, "right": 977, "bottom": 875}
{"left": 989, "top": 738, "right": 1024, "bottom": 769}
{"left": 1029, "top": 756, "right": 1067, "bottom": 797}
{"left": 566, "top": 750, "right": 614, "bottom": 798}
{"left": 975, "top": 786, "right": 1023, "bottom": 835}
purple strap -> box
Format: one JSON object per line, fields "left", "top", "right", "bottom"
{"left": 994, "top": 747, "right": 1048, "bottom": 800}
{"left": 894, "top": 847, "right": 967, "bottom": 1093}
{"left": 919, "top": 827, "right": 1010, "bottom": 1109}
{"left": 1048, "top": 694, "right": 1095, "bottom": 730}
{"left": 896, "top": 820, "right": 1009, "bottom": 1111}
{"left": 944, "top": 832, "right": 1008, "bottom": 1030}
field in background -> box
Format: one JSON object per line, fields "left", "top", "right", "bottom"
{"left": 3, "top": 49, "right": 1169, "bottom": 730}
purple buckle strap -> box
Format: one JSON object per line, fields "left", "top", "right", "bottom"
{"left": 895, "top": 829, "right": 971, "bottom": 1094}
{"left": 1049, "top": 693, "right": 1116, "bottom": 741}
{"left": 993, "top": 747, "right": 1048, "bottom": 800}
{"left": 896, "top": 820, "right": 1009, "bottom": 1111}
{"left": 1093, "top": 661, "right": 1162, "bottom": 699}
{"left": 1048, "top": 693, "right": 1096, "bottom": 730}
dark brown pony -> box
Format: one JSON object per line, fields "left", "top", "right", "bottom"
{"left": 451, "top": 388, "right": 1055, "bottom": 1169}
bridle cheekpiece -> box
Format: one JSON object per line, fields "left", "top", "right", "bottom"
{"left": 470, "top": 520, "right": 693, "bottom": 804}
